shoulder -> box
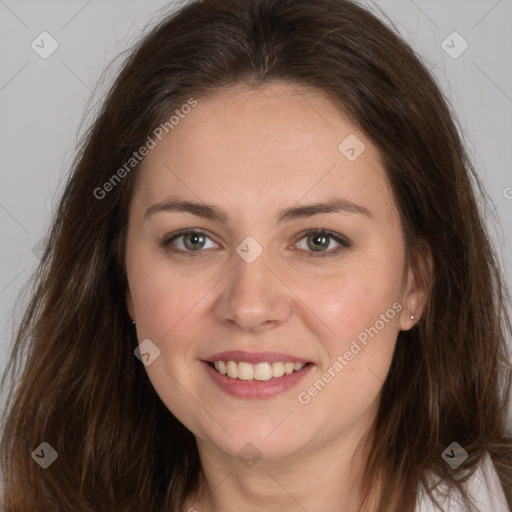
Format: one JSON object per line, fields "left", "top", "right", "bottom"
{"left": 415, "top": 453, "right": 510, "bottom": 512}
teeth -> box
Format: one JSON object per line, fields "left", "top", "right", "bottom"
{"left": 238, "top": 361, "right": 254, "bottom": 380}
{"left": 254, "top": 362, "right": 273, "bottom": 381}
{"left": 272, "top": 362, "right": 285, "bottom": 378}
{"left": 211, "top": 360, "right": 307, "bottom": 380}
{"left": 226, "top": 361, "right": 238, "bottom": 378}
{"left": 284, "top": 362, "right": 294, "bottom": 374}
{"left": 218, "top": 361, "right": 227, "bottom": 375}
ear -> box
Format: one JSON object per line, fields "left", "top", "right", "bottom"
{"left": 399, "top": 238, "right": 433, "bottom": 331}
{"left": 126, "top": 288, "right": 135, "bottom": 322}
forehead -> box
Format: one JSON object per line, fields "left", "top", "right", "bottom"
{"left": 132, "top": 83, "right": 396, "bottom": 223}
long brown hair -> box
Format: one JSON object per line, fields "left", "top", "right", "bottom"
{"left": 1, "top": 0, "right": 511, "bottom": 510}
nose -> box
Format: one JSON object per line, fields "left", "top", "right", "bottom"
{"left": 212, "top": 244, "right": 293, "bottom": 333}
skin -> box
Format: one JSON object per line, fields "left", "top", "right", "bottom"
{"left": 124, "top": 83, "right": 430, "bottom": 512}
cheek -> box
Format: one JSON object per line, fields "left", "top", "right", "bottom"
{"left": 296, "top": 282, "right": 400, "bottom": 437}
{"left": 291, "top": 254, "right": 403, "bottom": 410}
{"left": 128, "top": 263, "right": 209, "bottom": 424}
{"left": 129, "top": 255, "right": 212, "bottom": 338}
{"left": 292, "top": 259, "right": 403, "bottom": 348}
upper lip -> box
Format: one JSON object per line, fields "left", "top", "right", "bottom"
{"left": 204, "top": 350, "right": 312, "bottom": 364}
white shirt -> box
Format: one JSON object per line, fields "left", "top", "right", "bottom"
{"left": 415, "top": 453, "right": 509, "bottom": 511}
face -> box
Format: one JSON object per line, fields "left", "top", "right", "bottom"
{"left": 124, "top": 83, "right": 426, "bottom": 462}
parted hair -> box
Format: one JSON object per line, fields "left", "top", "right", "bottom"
{"left": 1, "top": 0, "right": 511, "bottom": 510}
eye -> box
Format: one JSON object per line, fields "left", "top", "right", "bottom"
{"left": 294, "top": 229, "right": 350, "bottom": 258}
{"left": 160, "top": 229, "right": 218, "bottom": 254}
{"left": 160, "top": 228, "right": 350, "bottom": 258}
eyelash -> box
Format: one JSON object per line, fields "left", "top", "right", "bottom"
{"left": 160, "top": 228, "right": 351, "bottom": 258}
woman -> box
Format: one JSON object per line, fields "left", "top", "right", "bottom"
{"left": 1, "top": 0, "right": 511, "bottom": 510}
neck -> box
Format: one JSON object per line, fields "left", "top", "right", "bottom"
{"left": 183, "top": 422, "right": 378, "bottom": 512}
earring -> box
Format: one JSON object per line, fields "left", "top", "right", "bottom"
{"left": 410, "top": 315, "right": 415, "bottom": 322}
{"left": 132, "top": 320, "right": 136, "bottom": 325}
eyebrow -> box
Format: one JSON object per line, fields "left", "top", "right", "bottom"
{"left": 144, "top": 197, "right": 373, "bottom": 223}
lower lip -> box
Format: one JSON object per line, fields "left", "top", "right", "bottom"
{"left": 201, "top": 361, "right": 314, "bottom": 399}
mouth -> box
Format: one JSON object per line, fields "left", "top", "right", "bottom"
{"left": 206, "top": 360, "right": 312, "bottom": 381}
{"left": 201, "top": 352, "right": 314, "bottom": 399}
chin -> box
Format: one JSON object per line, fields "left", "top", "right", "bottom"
{"left": 202, "top": 424, "right": 309, "bottom": 462}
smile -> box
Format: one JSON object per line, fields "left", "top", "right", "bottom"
{"left": 201, "top": 354, "right": 314, "bottom": 399}
{"left": 208, "top": 360, "right": 308, "bottom": 381}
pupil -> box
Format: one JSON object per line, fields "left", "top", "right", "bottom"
{"left": 186, "top": 233, "right": 204, "bottom": 250}
{"left": 311, "top": 234, "right": 328, "bottom": 251}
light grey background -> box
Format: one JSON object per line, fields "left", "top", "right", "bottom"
{"left": 0, "top": 0, "right": 511, "bottom": 427}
